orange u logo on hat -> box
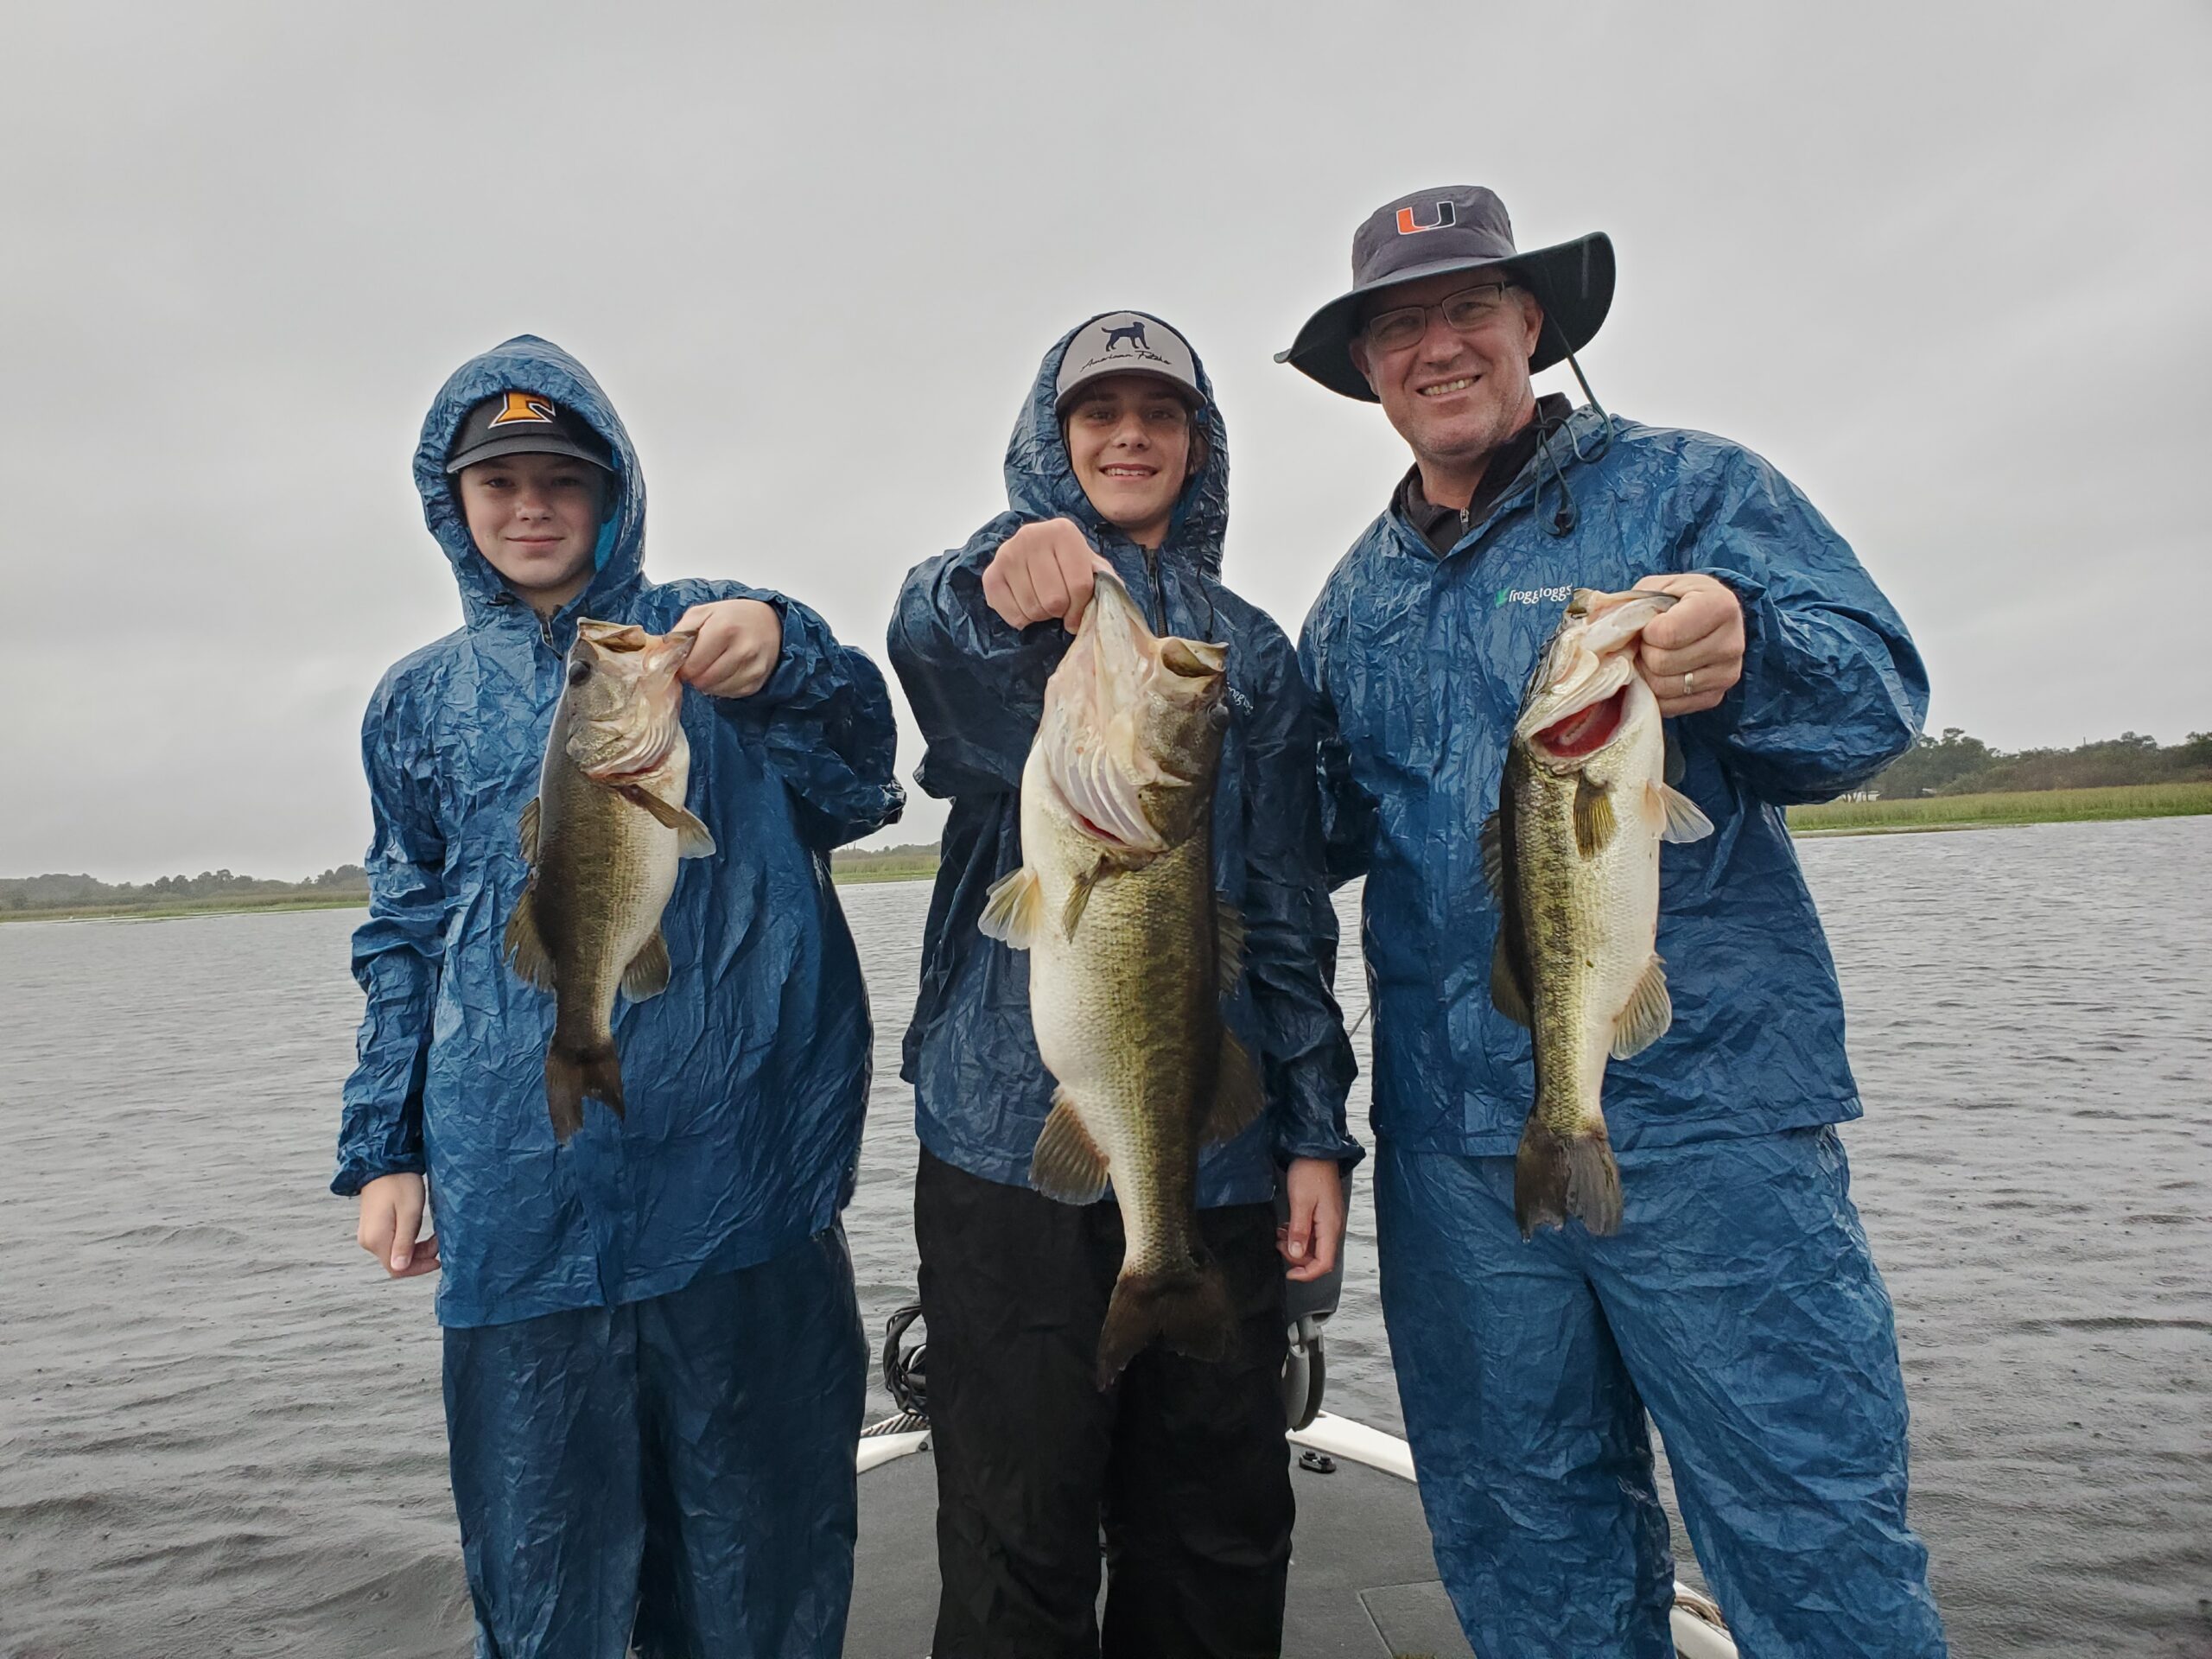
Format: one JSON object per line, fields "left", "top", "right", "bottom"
{"left": 1396, "top": 200, "right": 1457, "bottom": 235}
{"left": 488, "top": 391, "right": 558, "bottom": 426}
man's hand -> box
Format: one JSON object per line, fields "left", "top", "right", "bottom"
{"left": 357, "top": 1172, "right": 440, "bottom": 1279}
{"left": 675, "top": 599, "right": 783, "bottom": 699}
{"left": 1633, "top": 573, "right": 1745, "bottom": 717}
{"left": 1279, "top": 1157, "right": 1346, "bottom": 1283}
{"left": 982, "top": 519, "right": 1114, "bottom": 632}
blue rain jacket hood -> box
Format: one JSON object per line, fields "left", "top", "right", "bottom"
{"left": 888, "top": 315, "right": 1360, "bottom": 1205}
{"left": 1301, "top": 405, "right": 1929, "bottom": 1154}
{"left": 334, "top": 334, "right": 905, "bottom": 1327}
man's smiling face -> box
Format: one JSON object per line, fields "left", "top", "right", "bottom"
{"left": 1351, "top": 271, "right": 1546, "bottom": 497}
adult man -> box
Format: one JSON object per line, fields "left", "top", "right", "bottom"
{"left": 889, "top": 311, "right": 1359, "bottom": 1658}
{"left": 1285, "top": 188, "right": 1948, "bottom": 1657}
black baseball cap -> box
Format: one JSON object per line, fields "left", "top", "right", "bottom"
{"left": 445, "top": 391, "right": 614, "bottom": 474}
{"left": 1277, "top": 186, "right": 1614, "bottom": 401}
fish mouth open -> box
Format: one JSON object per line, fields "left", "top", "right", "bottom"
{"left": 1530, "top": 687, "right": 1627, "bottom": 760}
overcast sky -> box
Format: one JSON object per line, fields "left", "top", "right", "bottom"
{"left": 2, "top": 3, "right": 2205, "bottom": 881}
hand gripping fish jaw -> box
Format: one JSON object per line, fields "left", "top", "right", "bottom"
{"left": 1514, "top": 588, "right": 1680, "bottom": 771}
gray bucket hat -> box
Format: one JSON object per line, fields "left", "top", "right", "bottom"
{"left": 1277, "top": 186, "right": 1614, "bottom": 401}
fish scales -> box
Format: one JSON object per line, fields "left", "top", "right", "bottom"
{"left": 504, "top": 620, "right": 715, "bottom": 1141}
{"left": 979, "top": 572, "right": 1257, "bottom": 1386}
{"left": 1491, "top": 589, "right": 1713, "bottom": 1236}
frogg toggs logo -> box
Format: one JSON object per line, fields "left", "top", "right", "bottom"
{"left": 1497, "top": 584, "right": 1575, "bottom": 608}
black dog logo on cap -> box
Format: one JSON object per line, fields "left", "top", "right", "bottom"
{"left": 1102, "top": 319, "right": 1148, "bottom": 352}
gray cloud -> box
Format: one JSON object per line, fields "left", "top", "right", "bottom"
{"left": 2, "top": 2, "right": 2204, "bottom": 880}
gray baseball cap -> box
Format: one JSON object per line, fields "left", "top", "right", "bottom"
{"left": 1054, "top": 312, "right": 1205, "bottom": 414}
{"left": 1277, "top": 186, "right": 1614, "bottom": 401}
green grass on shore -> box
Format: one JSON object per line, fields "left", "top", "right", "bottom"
{"left": 1788, "top": 780, "right": 2212, "bottom": 835}
{"left": 0, "top": 892, "right": 374, "bottom": 925}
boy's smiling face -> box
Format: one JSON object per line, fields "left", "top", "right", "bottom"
{"left": 456, "top": 452, "right": 609, "bottom": 614}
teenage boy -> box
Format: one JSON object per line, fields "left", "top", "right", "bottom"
{"left": 334, "top": 334, "right": 904, "bottom": 1658}
{"left": 888, "top": 312, "right": 1361, "bottom": 1659}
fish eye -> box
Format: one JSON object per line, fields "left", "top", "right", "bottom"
{"left": 567, "top": 658, "right": 592, "bottom": 686}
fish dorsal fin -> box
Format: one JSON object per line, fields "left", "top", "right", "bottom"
{"left": 1030, "top": 1090, "right": 1110, "bottom": 1204}
{"left": 1215, "top": 894, "right": 1247, "bottom": 998}
{"left": 1650, "top": 781, "right": 1714, "bottom": 844}
{"left": 1611, "top": 954, "right": 1673, "bottom": 1058}
{"left": 1573, "top": 776, "right": 1614, "bottom": 858}
{"left": 621, "top": 930, "right": 671, "bottom": 1001}
{"left": 1480, "top": 810, "right": 1506, "bottom": 899}
{"left": 1064, "top": 857, "right": 1109, "bottom": 938}
{"left": 1202, "top": 1030, "right": 1263, "bottom": 1145}
{"left": 503, "top": 888, "right": 555, "bottom": 990}
{"left": 979, "top": 867, "right": 1045, "bottom": 950}
{"left": 518, "top": 797, "right": 541, "bottom": 863}
{"left": 1491, "top": 931, "right": 1531, "bottom": 1026}
{"left": 616, "top": 785, "right": 716, "bottom": 858}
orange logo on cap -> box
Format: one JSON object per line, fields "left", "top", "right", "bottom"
{"left": 1396, "top": 201, "right": 1458, "bottom": 235}
{"left": 488, "top": 391, "right": 558, "bottom": 426}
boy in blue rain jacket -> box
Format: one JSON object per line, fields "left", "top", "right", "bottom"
{"left": 1282, "top": 188, "right": 1948, "bottom": 1658}
{"left": 887, "top": 313, "right": 1360, "bottom": 1658}
{"left": 333, "top": 335, "right": 903, "bottom": 1659}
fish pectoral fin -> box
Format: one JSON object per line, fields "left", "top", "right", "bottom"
{"left": 1650, "top": 780, "right": 1714, "bottom": 844}
{"left": 1490, "top": 931, "right": 1531, "bottom": 1026}
{"left": 1030, "top": 1091, "right": 1110, "bottom": 1204}
{"left": 1201, "top": 1030, "right": 1263, "bottom": 1145}
{"left": 1479, "top": 810, "right": 1506, "bottom": 899}
{"left": 1063, "top": 858, "right": 1109, "bottom": 938}
{"left": 1611, "top": 954, "right": 1674, "bottom": 1058}
{"left": 979, "top": 867, "right": 1046, "bottom": 950}
{"left": 503, "top": 888, "right": 556, "bottom": 989}
{"left": 518, "top": 797, "right": 541, "bottom": 862}
{"left": 616, "top": 785, "right": 717, "bottom": 858}
{"left": 1215, "top": 893, "right": 1248, "bottom": 997}
{"left": 621, "top": 931, "right": 672, "bottom": 1001}
{"left": 1573, "top": 775, "right": 1615, "bottom": 858}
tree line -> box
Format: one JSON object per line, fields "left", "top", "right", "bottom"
{"left": 0, "top": 865, "right": 369, "bottom": 912}
{"left": 1868, "top": 729, "right": 2212, "bottom": 798}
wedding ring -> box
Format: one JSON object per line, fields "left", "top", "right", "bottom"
{"left": 1683, "top": 670, "right": 1696, "bottom": 696}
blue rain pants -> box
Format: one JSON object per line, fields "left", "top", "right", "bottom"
{"left": 1376, "top": 1129, "right": 1947, "bottom": 1659}
{"left": 442, "top": 1225, "right": 866, "bottom": 1659}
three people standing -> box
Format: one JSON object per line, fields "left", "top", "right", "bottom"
{"left": 340, "top": 191, "right": 1946, "bottom": 1659}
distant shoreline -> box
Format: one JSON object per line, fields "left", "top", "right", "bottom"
{"left": 8, "top": 784, "right": 2204, "bottom": 925}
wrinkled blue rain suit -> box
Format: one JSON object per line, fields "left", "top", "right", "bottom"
{"left": 334, "top": 335, "right": 904, "bottom": 1658}
{"left": 1300, "top": 407, "right": 1948, "bottom": 1658}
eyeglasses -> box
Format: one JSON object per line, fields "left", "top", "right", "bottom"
{"left": 1362, "top": 282, "right": 1517, "bottom": 353}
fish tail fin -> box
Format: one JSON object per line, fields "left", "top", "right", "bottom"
{"left": 1096, "top": 1258, "right": 1234, "bottom": 1389}
{"left": 545, "top": 1040, "right": 626, "bottom": 1142}
{"left": 1514, "top": 1116, "right": 1623, "bottom": 1239}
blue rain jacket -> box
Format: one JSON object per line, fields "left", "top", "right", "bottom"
{"left": 888, "top": 316, "right": 1361, "bottom": 1205}
{"left": 1301, "top": 406, "right": 1927, "bottom": 1155}
{"left": 334, "top": 335, "right": 905, "bottom": 1329}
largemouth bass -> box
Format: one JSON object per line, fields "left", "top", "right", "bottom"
{"left": 979, "top": 572, "right": 1259, "bottom": 1386}
{"left": 504, "top": 619, "right": 715, "bottom": 1141}
{"left": 1488, "top": 588, "right": 1713, "bottom": 1236}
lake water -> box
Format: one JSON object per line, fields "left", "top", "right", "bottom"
{"left": 2, "top": 817, "right": 2208, "bottom": 1657}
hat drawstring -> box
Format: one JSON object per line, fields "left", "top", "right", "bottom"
{"left": 1560, "top": 346, "right": 1616, "bottom": 466}
{"left": 1535, "top": 422, "right": 1578, "bottom": 537}
{"left": 1531, "top": 346, "right": 1618, "bottom": 538}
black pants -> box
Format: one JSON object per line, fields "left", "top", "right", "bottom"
{"left": 915, "top": 1148, "right": 1294, "bottom": 1659}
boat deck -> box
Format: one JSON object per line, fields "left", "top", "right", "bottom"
{"left": 847, "top": 1435, "right": 1475, "bottom": 1658}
